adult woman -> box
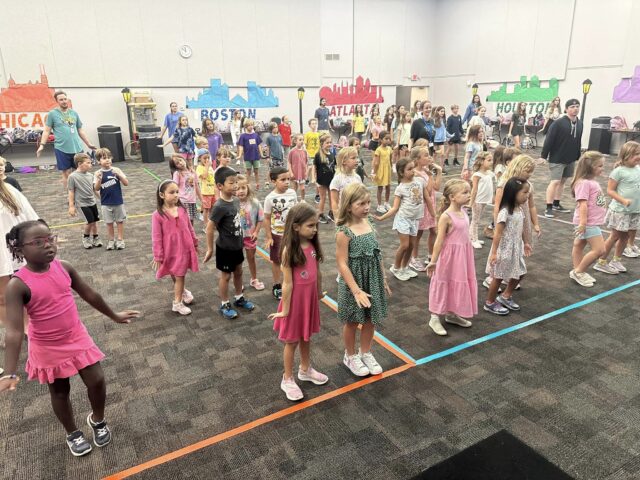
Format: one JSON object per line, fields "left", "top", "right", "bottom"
{"left": 411, "top": 100, "right": 423, "bottom": 120}
{"left": 159, "top": 102, "right": 181, "bottom": 153}
{"left": 462, "top": 94, "right": 482, "bottom": 127}
{"left": 230, "top": 110, "right": 244, "bottom": 165}
{"left": 542, "top": 96, "right": 562, "bottom": 135}
{"left": 0, "top": 180, "right": 38, "bottom": 351}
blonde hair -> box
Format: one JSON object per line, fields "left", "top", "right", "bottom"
{"left": 499, "top": 154, "right": 535, "bottom": 186}
{"left": 95, "top": 148, "right": 112, "bottom": 161}
{"left": 615, "top": 141, "right": 640, "bottom": 168}
{"left": 571, "top": 151, "right": 604, "bottom": 196}
{"left": 236, "top": 174, "right": 255, "bottom": 201}
{"left": 243, "top": 118, "right": 255, "bottom": 127}
{"left": 292, "top": 133, "right": 304, "bottom": 144}
{"left": 337, "top": 183, "right": 370, "bottom": 226}
{"left": 473, "top": 151, "right": 493, "bottom": 172}
{"left": 409, "top": 146, "right": 430, "bottom": 163}
{"left": 195, "top": 136, "right": 207, "bottom": 146}
{"left": 73, "top": 152, "right": 91, "bottom": 167}
{"left": 0, "top": 158, "right": 20, "bottom": 215}
{"left": 336, "top": 147, "right": 358, "bottom": 174}
{"left": 438, "top": 179, "right": 468, "bottom": 216}
{"left": 318, "top": 133, "right": 332, "bottom": 164}
{"left": 413, "top": 138, "right": 428, "bottom": 148}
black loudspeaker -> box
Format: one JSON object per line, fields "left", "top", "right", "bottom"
{"left": 97, "top": 125, "right": 125, "bottom": 161}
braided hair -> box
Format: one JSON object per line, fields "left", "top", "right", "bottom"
{"left": 6, "top": 219, "right": 49, "bottom": 262}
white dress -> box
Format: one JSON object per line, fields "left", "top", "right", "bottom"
{"left": 0, "top": 184, "right": 39, "bottom": 276}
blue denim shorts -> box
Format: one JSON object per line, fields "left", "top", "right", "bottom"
{"left": 576, "top": 225, "right": 602, "bottom": 240}
{"left": 392, "top": 216, "right": 419, "bottom": 236}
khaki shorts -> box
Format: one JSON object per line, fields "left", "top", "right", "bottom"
{"left": 101, "top": 204, "right": 126, "bottom": 224}
{"left": 548, "top": 161, "right": 576, "bottom": 181}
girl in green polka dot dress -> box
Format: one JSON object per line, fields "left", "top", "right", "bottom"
{"left": 336, "top": 183, "right": 391, "bottom": 377}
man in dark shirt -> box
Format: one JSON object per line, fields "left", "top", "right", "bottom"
{"left": 540, "top": 98, "right": 583, "bottom": 218}
{"left": 314, "top": 98, "right": 331, "bottom": 132}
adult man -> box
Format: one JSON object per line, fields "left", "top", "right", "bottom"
{"left": 540, "top": 98, "right": 583, "bottom": 218}
{"left": 314, "top": 98, "right": 331, "bottom": 132}
{"left": 159, "top": 102, "right": 181, "bottom": 152}
{"left": 37, "top": 91, "right": 96, "bottom": 189}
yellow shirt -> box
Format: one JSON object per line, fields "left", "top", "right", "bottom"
{"left": 352, "top": 115, "right": 365, "bottom": 133}
{"left": 304, "top": 131, "right": 321, "bottom": 158}
{"left": 196, "top": 164, "right": 216, "bottom": 196}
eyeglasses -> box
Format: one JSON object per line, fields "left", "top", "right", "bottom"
{"left": 21, "top": 235, "right": 58, "bottom": 248}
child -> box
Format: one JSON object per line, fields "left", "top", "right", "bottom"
{"left": 196, "top": 148, "right": 216, "bottom": 229}
{"left": 0, "top": 220, "right": 139, "bottom": 456}
{"left": 265, "top": 123, "right": 285, "bottom": 171}
{"left": 264, "top": 167, "right": 298, "bottom": 300}
{"left": 204, "top": 167, "right": 255, "bottom": 319}
{"left": 426, "top": 180, "right": 476, "bottom": 335}
{"left": 68, "top": 153, "right": 102, "bottom": 249}
{"left": 462, "top": 125, "right": 484, "bottom": 182}
{"left": 395, "top": 112, "right": 412, "bottom": 160}
{"left": 168, "top": 153, "right": 183, "bottom": 177}
{"left": 484, "top": 177, "right": 533, "bottom": 315}
{"left": 304, "top": 118, "right": 321, "bottom": 202}
{"left": 368, "top": 116, "right": 385, "bottom": 151}
{"left": 445, "top": 104, "right": 464, "bottom": 166}
{"left": 376, "top": 157, "right": 430, "bottom": 281}
{"left": 432, "top": 106, "right": 452, "bottom": 171}
{"left": 269, "top": 203, "right": 328, "bottom": 401}
{"left": 152, "top": 180, "right": 199, "bottom": 315}
{"left": 93, "top": 148, "right": 128, "bottom": 250}
{"left": 410, "top": 146, "right": 440, "bottom": 270}
{"left": 193, "top": 136, "right": 208, "bottom": 165}
{"left": 348, "top": 136, "right": 368, "bottom": 182}
{"left": 0, "top": 156, "right": 21, "bottom": 191}
{"left": 236, "top": 174, "right": 265, "bottom": 291}
{"left": 201, "top": 118, "right": 224, "bottom": 160}
{"left": 278, "top": 115, "right": 292, "bottom": 159}
{"left": 469, "top": 152, "right": 495, "bottom": 249}
{"left": 594, "top": 141, "right": 640, "bottom": 274}
{"left": 569, "top": 152, "right": 607, "bottom": 286}
{"left": 215, "top": 146, "right": 232, "bottom": 170}
{"left": 237, "top": 118, "right": 263, "bottom": 191}
{"left": 173, "top": 155, "right": 203, "bottom": 225}
{"left": 161, "top": 115, "right": 196, "bottom": 167}
{"left": 336, "top": 183, "right": 390, "bottom": 376}
{"left": 372, "top": 131, "right": 393, "bottom": 214}
{"left": 493, "top": 145, "right": 506, "bottom": 181}
{"left": 288, "top": 134, "right": 308, "bottom": 198}
{"left": 508, "top": 103, "right": 527, "bottom": 149}
{"left": 330, "top": 146, "right": 363, "bottom": 219}
{"left": 350, "top": 104, "right": 366, "bottom": 140}
{"left": 314, "top": 133, "right": 336, "bottom": 223}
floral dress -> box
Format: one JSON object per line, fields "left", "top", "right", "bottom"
{"left": 336, "top": 220, "right": 387, "bottom": 326}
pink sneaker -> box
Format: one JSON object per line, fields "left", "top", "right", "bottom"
{"left": 280, "top": 376, "right": 304, "bottom": 401}
{"left": 297, "top": 366, "right": 328, "bottom": 385}
{"left": 182, "top": 289, "right": 194, "bottom": 305}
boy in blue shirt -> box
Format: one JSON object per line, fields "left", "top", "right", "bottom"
{"left": 94, "top": 148, "right": 128, "bottom": 250}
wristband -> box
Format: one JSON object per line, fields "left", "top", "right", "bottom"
{"left": 0, "top": 374, "right": 18, "bottom": 381}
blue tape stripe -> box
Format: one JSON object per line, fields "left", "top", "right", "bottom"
{"left": 256, "top": 246, "right": 270, "bottom": 258}
{"left": 415, "top": 278, "right": 640, "bottom": 365}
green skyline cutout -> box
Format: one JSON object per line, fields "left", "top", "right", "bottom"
{"left": 487, "top": 76, "right": 559, "bottom": 102}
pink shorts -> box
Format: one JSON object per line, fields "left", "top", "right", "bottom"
{"left": 202, "top": 195, "right": 216, "bottom": 209}
{"left": 243, "top": 236, "right": 257, "bottom": 250}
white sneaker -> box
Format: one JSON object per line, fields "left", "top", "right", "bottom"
{"left": 593, "top": 261, "right": 619, "bottom": 275}
{"left": 376, "top": 205, "right": 386, "bottom": 214}
{"left": 471, "top": 240, "right": 483, "bottom": 249}
{"left": 384, "top": 202, "right": 391, "bottom": 211}
{"left": 569, "top": 270, "right": 594, "bottom": 287}
{"left": 583, "top": 272, "right": 597, "bottom": 283}
{"left": 402, "top": 267, "right": 418, "bottom": 278}
{"left": 622, "top": 246, "right": 639, "bottom": 258}
{"left": 390, "top": 265, "right": 410, "bottom": 281}
{"left": 478, "top": 240, "right": 485, "bottom": 245}
{"left": 343, "top": 351, "right": 370, "bottom": 377}
{"left": 631, "top": 245, "right": 640, "bottom": 255}
{"left": 429, "top": 314, "right": 447, "bottom": 336}
{"left": 359, "top": 350, "right": 383, "bottom": 375}
{"left": 609, "top": 260, "right": 627, "bottom": 273}
{"left": 444, "top": 314, "right": 473, "bottom": 327}
{"left": 172, "top": 301, "right": 192, "bottom": 315}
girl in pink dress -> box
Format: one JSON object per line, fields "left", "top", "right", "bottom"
{"left": 269, "top": 203, "right": 328, "bottom": 401}
{"left": 172, "top": 156, "right": 202, "bottom": 225}
{"left": 0, "top": 220, "right": 138, "bottom": 456}
{"left": 152, "top": 180, "right": 199, "bottom": 316}
{"left": 288, "top": 134, "right": 308, "bottom": 198}
{"left": 426, "top": 179, "right": 478, "bottom": 336}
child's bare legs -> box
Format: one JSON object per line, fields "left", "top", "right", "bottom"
{"left": 599, "top": 229, "right": 624, "bottom": 261}
{"left": 48, "top": 378, "right": 77, "bottom": 433}
{"left": 394, "top": 233, "right": 411, "bottom": 269}
{"left": 343, "top": 323, "right": 358, "bottom": 355}
{"left": 271, "top": 262, "right": 282, "bottom": 285}
{"left": 427, "top": 227, "right": 437, "bottom": 256}
{"left": 513, "top": 135, "right": 521, "bottom": 148}
{"left": 283, "top": 342, "right": 298, "bottom": 379}
{"left": 106, "top": 222, "right": 114, "bottom": 240}
{"left": 116, "top": 222, "right": 124, "bottom": 241}
{"left": 384, "top": 185, "right": 390, "bottom": 204}
{"left": 299, "top": 180, "right": 306, "bottom": 199}
{"left": 298, "top": 340, "right": 310, "bottom": 372}
{"left": 404, "top": 236, "right": 417, "bottom": 267}
{"left": 376, "top": 186, "right": 383, "bottom": 207}
{"left": 252, "top": 167, "right": 260, "bottom": 189}
{"left": 318, "top": 185, "right": 329, "bottom": 215}
{"left": 573, "top": 236, "right": 605, "bottom": 273}
{"left": 359, "top": 322, "right": 375, "bottom": 353}
{"left": 627, "top": 229, "right": 637, "bottom": 248}
{"left": 171, "top": 275, "right": 185, "bottom": 303}
{"left": 78, "top": 363, "right": 106, "bottom": 423}
{"left": 232, "top": 263, "right": 243, "bottom": 295}
{"left": 219, "top": 271, "right": 231, "bottom": 303}
{"left": 246, "top": 248, "right": 258, "bottom": 280}
{"left": 486, "top": 278, "right": 503, "bottom": 304}
{"left": 412, "top": 230, "right": 424, "bottom": 259}
{"left": 501, "top": 277, "right": 522, "bottom": 300}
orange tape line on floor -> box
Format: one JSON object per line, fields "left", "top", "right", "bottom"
{"left": 102, "top": 363, "right": 413, "bottom": 480}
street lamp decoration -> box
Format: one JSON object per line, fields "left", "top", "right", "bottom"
{"left": 297, "top": 87, "right": 305, "bottom": 134}
{"left": 297, "top": 87, "right": 305, "bottom": 100}
{"left": 580, "top": 79, "right": 592, "bottom": 123}
{"left": 472, "top": 83, "right": 479, "bottom": 96}
{"left": 121, "top": 87, "right": 131, "bottom": 104}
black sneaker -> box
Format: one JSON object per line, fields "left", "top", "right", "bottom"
{"left": 327, "top": 211, "right": 335, "bottom": 223}
{"left": 86, "top": 413, "right": 111, "bottom": 447}
{"left": 318, "top": 214, "right": 328, "bottom": 224}
{"left": 233, "top": 295, "right": 255, "bottom": 311}
{"left": 66, "top": 430, "right": 92, "bottom": 456}
{"left": 444, "top": 159, "right": 450, "bottom": 166}
{"left": 314, "top": 194, "right": 320, "bottom": 204}
{"left": 544, "top": 207, "right": 554, "bottom": 218}
{"left": 552, "top": 204, "right": 571, "bottom": 213}
{"left": 453, "top": 158, "right": 460, "bottom": 166}
{"left": 272, "top": 283, "right": 282, "bottom": 300}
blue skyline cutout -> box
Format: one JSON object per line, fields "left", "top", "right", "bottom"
{"left": 186, "top": 79, "right": 279, "bottom": 108}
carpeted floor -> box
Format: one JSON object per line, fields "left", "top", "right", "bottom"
{"left": 1, "top": 147, "right": 639, "bottom": 480}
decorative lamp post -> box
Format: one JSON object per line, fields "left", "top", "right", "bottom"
{"left": 121, "top": 87, "right": 134, "bottom": 145}
{"left": 580, "top": 79, "right": 592, "bottom": 123}
{"left": 472, "top": 83, "right": 479, "bottom": 96}
{"left": 297, "top": 87, "right": 305, "bottom": 134}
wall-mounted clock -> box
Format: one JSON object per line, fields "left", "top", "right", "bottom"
{"left": 179, "top": 45, "right": 192, "bottom": 59}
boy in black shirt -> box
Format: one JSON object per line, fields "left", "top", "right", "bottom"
{"left": 204, "top": 167, "right": 255, "bottom": 319}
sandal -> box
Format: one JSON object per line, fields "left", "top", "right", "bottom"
{"left": 250, "top": 278, "right": 265, "bottom": 290}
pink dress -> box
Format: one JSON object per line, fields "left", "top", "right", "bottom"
{"left": 288, "top": 148, "right": 308, "bottom": 182}
{"left": 14, "top": 259, "right": 105, "bottom": 384}
{"left": 416, "top": 170, "right": 436, "bottom": 230}
{"left": 273, "top": 245, "right": 321, "bottom": 342}
{"left": 428, "top": 211, "right": 478, "bottom": 318}
{"left": 152, "top": 207, "right": 199, "bottom": 278}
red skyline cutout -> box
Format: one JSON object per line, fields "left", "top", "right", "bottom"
{"left": 0, "top": 65, "right": 59, "bottom": 112}
{"left": 319, "top": 76, "right": 384, "bottom": 106}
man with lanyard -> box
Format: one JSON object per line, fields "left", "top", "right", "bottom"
{"left": 409, "top": 101, "right": 438, "bottom": 171}
{"left": 37, "top": 91, "right": 96, "bottom": 189}
{"left": 159, "top": 102, "right": 181, "bottom": 152}
{"left": 540, "top": 98, "right": 583, "bottom": 218}
{"left": 314, "top": 98, "right": 331, "bottom": 134}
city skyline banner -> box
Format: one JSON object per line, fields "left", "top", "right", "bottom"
{"left": 319, "top": 76, "right": 384, "bottom": 117}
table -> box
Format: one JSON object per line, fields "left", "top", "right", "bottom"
{"left": 610, "top": 129, "right": 640, "bottom": 143}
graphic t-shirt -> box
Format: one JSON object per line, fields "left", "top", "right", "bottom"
{"left": 210, "top": 198, "right": 243, "bottom": 250}
{"left": 46, "top": 108, "right": 83, "bottom": 154}
{"left": 264, "top": 189, "right": 297, "bottom": 235}
{"left": 97, "top": 169, "right": 123, "bottom": 206}
{"left": 173, "top": 170, "right": 198, "bottom": 204}
{"left": 196, "top": 164, "right": 216, "bottom": 196}
{"left": 573, "top": 179, "right": 606, "bottom": 226}
{"left": 237, "top": 132, "right": 262, "bottom": 161}
{"left": 608, "top": 166, "right": 640, "bottom": 213}
{"left": 329, "top": 173, "right": 362, "bottom": 200}
{"left": 239, "top": 198, "right": 264, "bottom": 238}
{"left": 395, "top": 177, "right": 426, "bottom": 220}
{"left": 68, "top": 171, "right": 96, "bottom": 207}
{"left": 304, "top": 131, "right": 321, "bottom": 158}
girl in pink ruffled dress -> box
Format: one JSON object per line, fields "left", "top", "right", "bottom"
{"left": 0, "top": 220, "right": 139, "bottom": 456}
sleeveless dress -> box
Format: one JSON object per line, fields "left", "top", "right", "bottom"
{"left": 273, "top": 245, "right": 321, "bottom": 342}
{"left": 337, "top": 221, "right": 387, "bottom": 326}
{"left": 14, "top": 259, "right": 104, "bottom": 384}
{"left": 428, "top": 211, "right": 478, "bottom": 318}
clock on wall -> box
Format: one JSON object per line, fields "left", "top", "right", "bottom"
{"left": 179, "top": 45, "right": 192, "bottom": 59}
